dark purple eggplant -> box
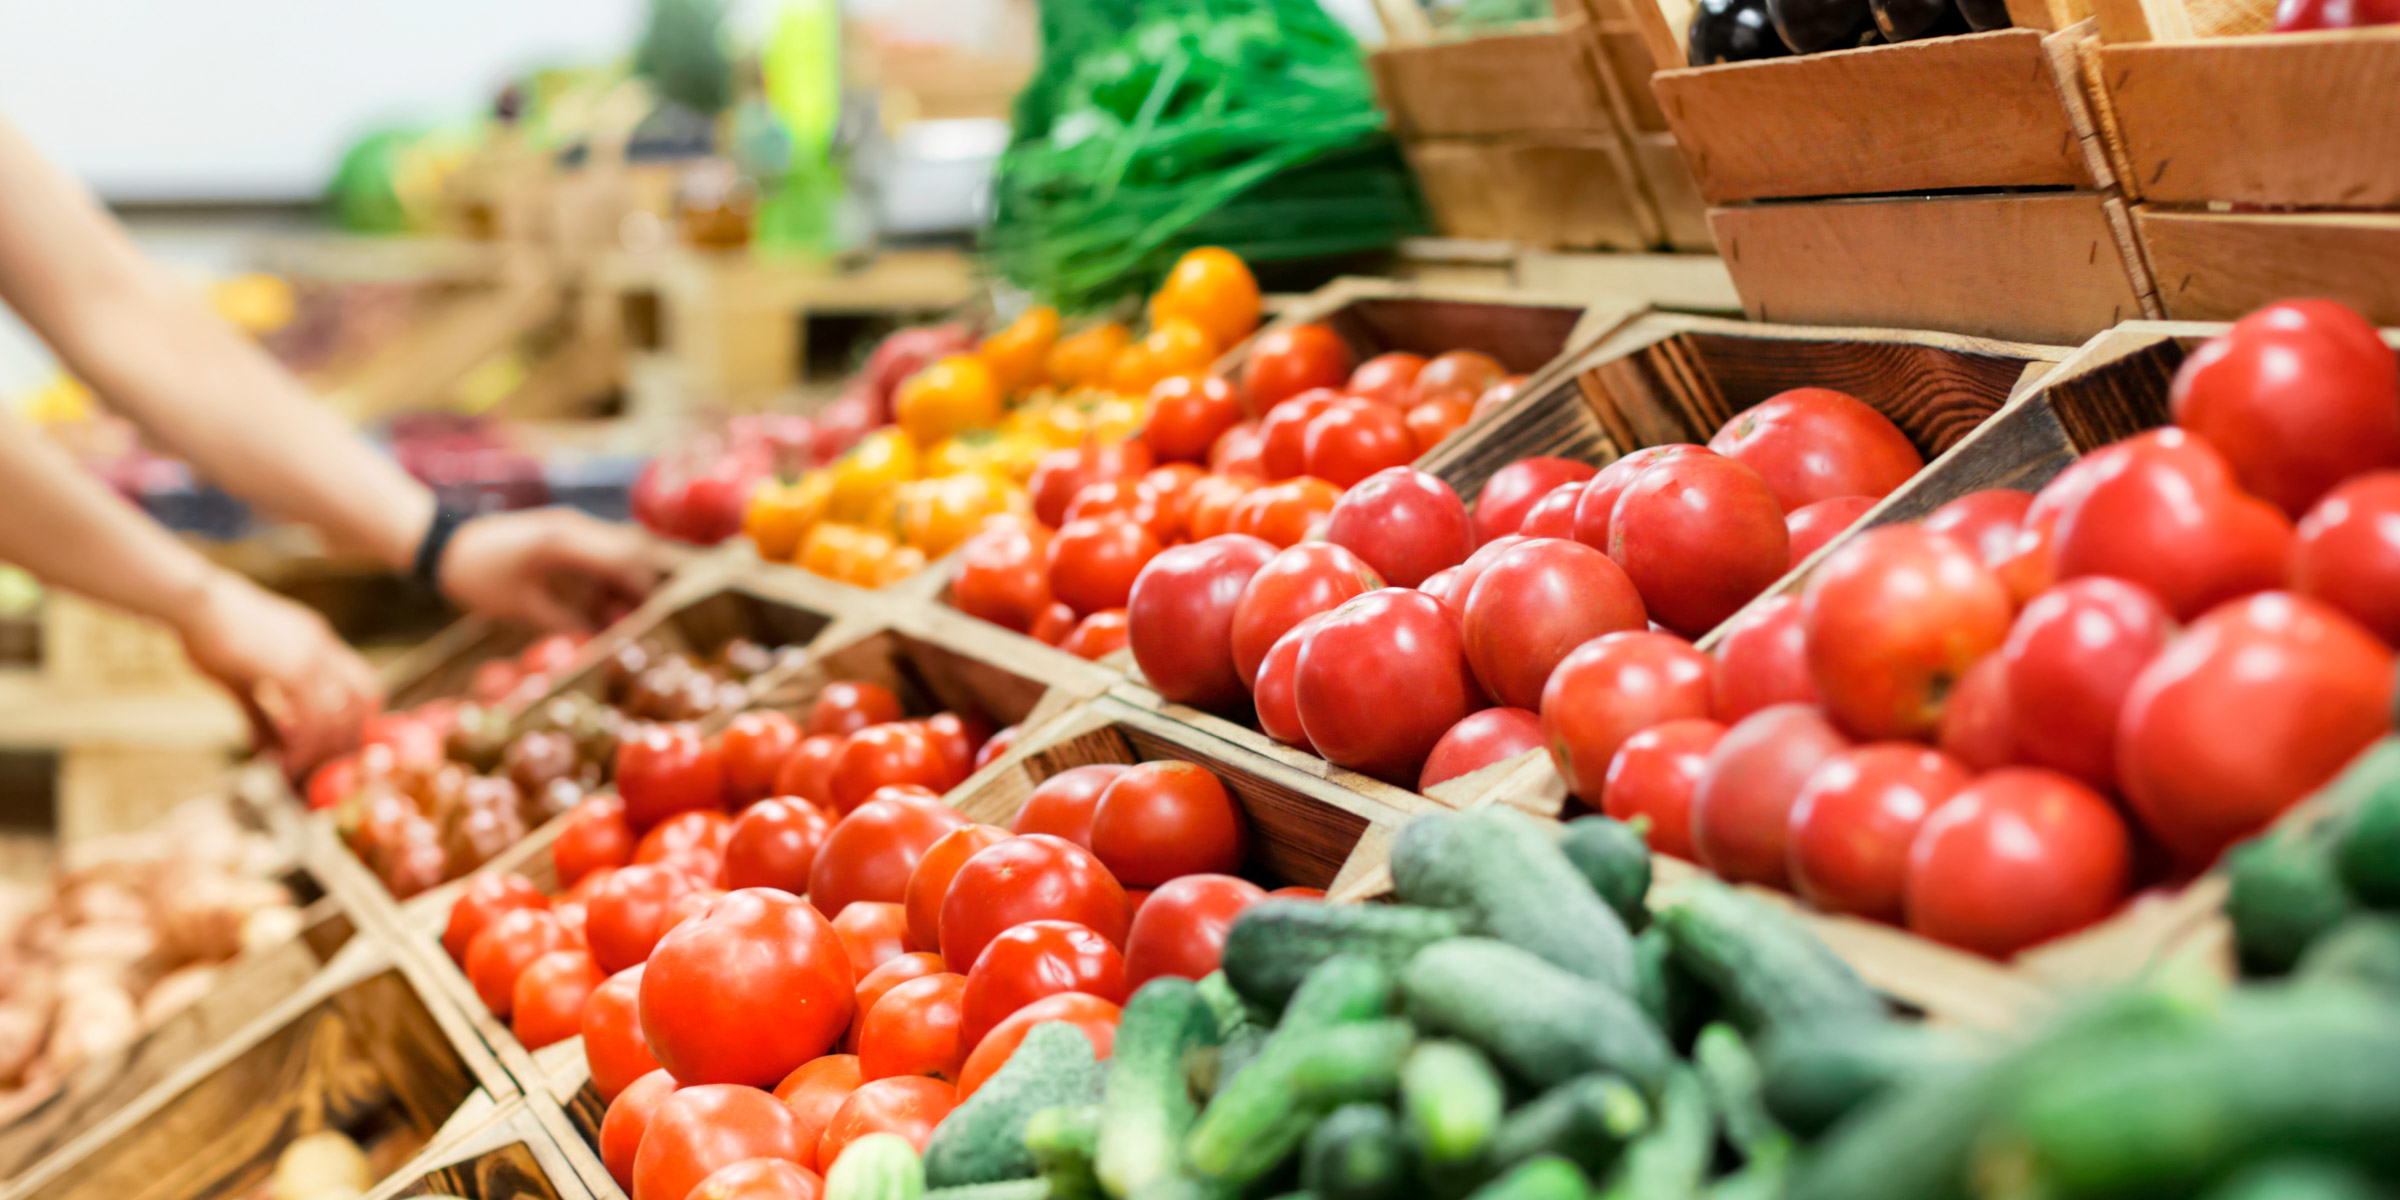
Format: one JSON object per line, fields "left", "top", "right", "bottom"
{"left": 1689, "top": 0, "right": 1795, "bottom": 64}
{"left": 1767, "top": 0, "right": 1879, "bottom": 53}
{"left": 1956, "top": 0, "right": 2013, "bottom": 29}
{"left": 1871, "top": 0, "right": 1971, "bottom": 39}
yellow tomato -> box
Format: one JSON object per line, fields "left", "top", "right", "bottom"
{"left": 900, "top": 472, "right": 1018, "bottom": 558}
{"left": 797, "top": 521, "right": 899, "bottom": 586}
{"left": 1087, "top": 396, "right": 1145, "bottom": 445}
{"left": 1013, "top": 400, "right": 1087, "bottom": 449}
{"left": 742, "top": 472, "right": 831, "bottom": 561}
{"left": 1047, "top": 322, "right": 1130, "bottom": 390}
{"left": 895, "top": 355, "right": 1003, "bottom": 447}
{"left": 1125, "top": 317, "right": 1219, "bottom": 394}
{"left": 925, "top": 434, "right": 989, "bottom": 478}
{"left": 828, "top": 428, "right": 919, "bottom": 522}
{"left": 1149, "top": 247, "right": 1261, "bottom": 347}
{"left": 981, "top": 433, "right": 1049, "bottom": 482}
{"left": 980, "top": 306, "right": 1059, "bottom": 394}
{"left": 876, "top": 545, "right": 929, "bottom": 587}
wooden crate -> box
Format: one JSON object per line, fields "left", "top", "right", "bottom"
{"left": 2136, "top": 210, "right": 2400, "bottom": 325}
{"left": 1212, "top": 276, "right": 1627, "bottom": 398}
{"left": 357, "top": 1094, "right": 604, "bottom": 1200}
{"left": 1402, "top": 135, "right": 1662, "bottom": 252}
{"left": 376, "top": 616, "right": 537, "bottom": 712}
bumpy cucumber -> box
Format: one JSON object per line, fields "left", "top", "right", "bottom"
{"left": 1391, "top": 808, "right": 1636, "bottom": 990}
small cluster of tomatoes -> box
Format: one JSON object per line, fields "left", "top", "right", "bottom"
{"left": 1564, "top": 299, "right": 2400, "bottom": 960}
{"left": 439, "top": 677, "right": 1302, "bottom": 1200}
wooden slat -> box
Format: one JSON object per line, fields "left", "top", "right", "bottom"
{"left": 2090, "top": 0, "right": 2272, "bottom": 40}
{"left": 1370, "top": 27, "right": 1620, "bottom": 137}
{"left": 1401, "top": 136, "right": 1661, "bottom": 253}
{"left": 1628, "top": 134, "right": 1713, "bottom": 253}
{"left": 2137, "top": 209, "right": 2400, "bottom": 325}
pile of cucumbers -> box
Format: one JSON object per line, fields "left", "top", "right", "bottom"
{"left": 2226, "top": 737, "right": 2400, "bottom": 985}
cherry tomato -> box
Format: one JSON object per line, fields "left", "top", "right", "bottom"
{"left": 1707, "top": 388, "right": 1923, "bottom": 512}
{"left": 1474, "top": 457, "right": 1598, "bottom": 544}
{"left": 1348, "top": 352, "right": 1427, "bottom": 406}
{"left": 1012, "top": 765, "right": 1128, "bottom": 847}
{"left": 443, "top": 872, "right": 549, "bottom": 965}
{"left": 818, "top": 1076, "right": 958, "bottom": 1165}
{"left": 1690, "top": 704, "right": 1850, "bottom": 887}
{"left": 722, "top": 711, "right": 802, "bottom": 805}
{"left": 1404, "top": 397, "right": 1476, "bottom": 454}
{"left": 617, "top": 723, "right": 727, "bottom": 831}
{"left": 512, "top": 948, "right": 606, "bottom": 1050}
{"left": 642, "top": 888, "right": 854, "bottom": 1087}
{"left": 1602, "top": 718, "right": 1723, "bottom": 860}
{"left": 1419, "top": 707, "right": 1544, "bottom": 792}
{"left": 1047, "top": 516, "right": 1163, "bottom": 616}
{"left": 1252, "top": 616, "right": 1320, "bottom": 751}
{"left": 1124, "top": 874, "right": 1267, "bottom": 989}
{"left": 1463, "top": 538, "right": 1649, "bottom": 710}
{"left": 1062, "top": 610, "right": 1131, "bottom": 661}
{"left": 905, "top": 824, "right": 1009, "bottom": 951}
{"left": 1539, "top": 631, "right": 1714, "bottom": 806}
{"left": 1303, "top": 396, "right": 1415, "bottom": 488}
{"left": 1788, "top": 743, "right": 1972, "bottom": 921}
{"left": 828, "top": 724, "right": 948, "bottom": 815}
{"left": 952, "top": 521, "right": 1054, "bottom": 633}
{"left": 2292, "top": 470, "right": 2400, "bottom": 645}
{"left": 774, "top": 1056, "right": 862, "bottom": 1172}
{"left": 1322, "top": 467, "right": 1476, "bottom": 589}
{"left": 1127, "top": 535, "right": 1279, "bottom": 711}
{"left": 584, "top": 964, "right": 662, "bottom": 1102}
{"left": 960, "top": 919, "right": 1128, "bottom": 1048}
{"left": 1295, "top": 589, "right": 1481, "bottom": 785}
{"left": 810, "top": 795, "right": 970, "bottom": 918}
{"left": 1922, "top": 488, "right": 2033, "bottom": 568}
{"left": 1030, "top": 441, "right": 1153, "bottom": 529}
{"left": 723, "top": 798, "right": 833, "bottom": 893}
{"left": 774, "top": 735, "right": 844, "bottom": 809}
{"left": 1091, "top": 761, "right": 1248, "bottom": 885}
{"left": 1143, "top": 375, "right": 1244, "bottom": 464}
{"left": 1517, "top": 482, "right": 1585, "bottom": 540}
{"left": 2052, "top": 430, "right": 2295, "bottom": 621}
{"left": 809, "top": 683, "right": 903, "bottom": 739}
{"left": 956, "top": 993, "right": 1120, "bottom": 1099}
{"left": 601, "top": 1068, "right": 679, "bottom": 1190}
{"left": 1064, "top": 479, "right": 1171, "bottom": 543}
{"left": 1186, "top": 472, "right": 1262, "bottom": 540}
{"left": 1414, "top": 351, "right": 1507, "bottom": 405}
{"left": 1030, "top": 602, "right": 1076, "bottom": 646}
{"left": 832, "top": 900, "right": 912, "bottom": 978}
{"left": 859, "top": 971, "right": 969, "bottom": 1081}
{"left": 305, "top": 753, "right": 362, "bottom": 812}
{"left": 1227, "top": 476, "right": 1342, "bottom": 548}
{"left": 588, "top": 863, "right": 700, "bottom": 973}
{"left": 1709, "top": 595, "right": 1818, "bottom": 724}
{"left": 975, "top": 725, "right": 1020, "bottom": 772}
{"left": 1803, "top": 526, "right": 2012, "bottom": 739}
{"left": 1610, "top": 451, "right": 1790, "bottom": 637}
{"left": 1230, "top": 542, "right": 1384, "bottom": 687}
{"left": 1785, "top": 496, "right": 1876, "bottom": 566}
{"left": 636, "top": 809, "right": 733, "bottom": 881}
{"left": 1906, "top": 768, "right": 2131, "bottom": 958}
{"left": 688, "top": 1158, "right": 822, "bottom": 1200}
{"left": 466, "top": 907, "right": 569, "bottom": 1018}
{"left": 2170, "top": 299, "right": 2400, "bottom": 518}
{"left": 1242, "top": 324, "right": 1354, "bottom": 417}
{"left": 1258, "top": 390, "right": 1341, "bottom": 481}
{"left": 2001, "top": 577, "right": 2172, "bottom": 790}
{"left": 941, "top": 834, "right": 1133, "bottom": 969}
{"left": 634, "top": 1083, "right": 811, "bottom": 1200}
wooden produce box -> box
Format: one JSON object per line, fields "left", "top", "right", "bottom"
{"left": 357, "top": 1094, "right": 606, "bottom": 1200}
{"left": 377, "top": 616, "right": 538, "bottom": 712}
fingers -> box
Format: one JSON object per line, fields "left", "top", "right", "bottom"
{"left": 511, "top": 582, "right": 595, "bottom": 636}
{"left": 545, "top": 512, "right": 670, "bottom": 600}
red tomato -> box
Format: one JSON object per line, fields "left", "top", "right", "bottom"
{"left": 952, "top": 521, "right": 1054, "bottom": 633}
{"left": 512, "top": 948, "right": 606, "bottom": 1050}
{"left": 364, "top": 713, "right": 443, "bottom": 767}
{"left": 852, "top": 953, "right": 945, "bottom": 1036}
{"left": 809, "top": 683, "right": 903, "bottom": 739}
{"left": 1709, "top": 595, "right": 1818, "bottom": 724}
{"left": 1227, "top": 477, "right": 1343, "bottom": 548}
{"left": 466, "top": 908, "right": 569, "bottom": 1017}
{"left": 2120, "top": 592, "right": 2395, "bottom": 866}
{"left": 1092, "top": 761, "right": 1248, "bottom": 885}
{"left": 1788, "top": 744, "right": 1972, "bottom": 921}
{"left": 1475, "top": 376, "right": 1526, "bottom": 416}
{"left": 940, "top": 834, "right": 1133, "bottom": 969}
{"left": 959, "top": 920, "right": 1128, "bottom": 1049}
{"left": 1785, "top": 496, "right": 1877, "bottom": 567}
{"left": 1030, "top": 602, "right": 1076, "bottom": 646}
{"left": 304, "top": 753, "right": 362, "bottom": 812}
{"left": 1517, "top": 482, "right": 1586, "bottom": 540}
{"left": 975, "top": 725, "right": 1020, "bottom": 771}
{"left": 1610, "top": 451, "right": 1790, "bottom": 637}
{"left": 1690, "top": 704, "right": 1850, "bottom": 888}
{"left": 1030, "top": 441, "right": 1153, "bottom": 529}
{"left": 1539, "top": 631, "right": 1715, "bottom": 806}
{"left": 1252, "top": 616, "right": 1320, "bottom": 751}
{"left": 1570, "top": 445, "right": 1704, "bottom": 553}
{"left": 2292, "top": 471, "right": 2400, "bottom": 646}
{"left": 1906, "top": 768, "right": 2131, "bottom": 958}
{"left": 1124, "top": 874, "right": 1267, "bottom": 988}
{"left": 2052, "top": 430, "right": 2296, "bottom": 621}
{"left": 1062, "top": 610, "right": 1131, "bottom": 661}
{"left": 665, "top": 886, "right": 723, "bottom": 935}
{"left": 1937, "top": 653, "right": 2017, "bottom": 773}
{"left": 1922, "top": 488, "right": 2033, "bottom": 568}
{"left": 1474, "top": 457, "right": 1598, "bottom": 544}
{"left": 689, "top": 1158, "right": 822, "bottom": 1200}
{"left": 1295, "top": 590, "right": 1482, "bottom": 785}
{"left": 1348, "top": 352, "right": 1427, "bottom": 406}
{"left": 636, "top": 809, "right": 733, "bottom": 881}
{"left": 774, "top": 735, "right": 844, "bottom": 809}
{"left": 956, "top": 993, "right": 1120, "bottom": 1099}
{"left": 1419, "top": 707, "right": 1544, "bottom": 792}
{"left": 723, "top": 798, "right": 834, "bottom": 893}
{"left": 818, "top": 1076, "right": 958, "bottom": 1165}
{"left": 1803, "top": 526, "right": 2013, "bottom": 739}
{"left": 904, "top": 824, "right": 1008, "bottom": 952}
{"left": 2170, "top": 299, "right": 2400, "bottom": 518}
{"left": 828, "top": 724, "right": 948, "bottom": 815}
{"left": 1141, "top": 463, "right": 1208, "bottom": 540}
{"left": 1127, "top": 535, "right": 1279, "bottom": 711}
{"left": 443, "top": 872, "right": 549, "bottom": 965}
{"left": 1064, "top": 479, "right": 1170, "bottom": 543}
{"left": 1463, "top": 538, "right": 1649, "bottom": 710}
{"left": 1187, "top": 471, "right": 1261, "bottom": 539}
{"left": 1602, "top": 718, "right": 1723, "bottom": 860}
{"left": 810, "top": 795, "right": 970, "bottom": 917}
{"left": 1144, "top": 375, "right": 1243, "bottom": 464}
{"left": 1418, "top": 566, "right": 1462, "bottom": 609}
{"left": 1230, "top": 542, "right": 1384, "bottom": 686}
{"left": 1414, "top": 351, "right": 1508, "bottom": 405}
{"left": 919, "top": 715, "right": 982, "bottom": 792}
{"left": 1709, "top": 388, "right": 1924, "bottom": 512}
{"left": 1436, "top": 535, "right": 1524, "bottom": 624}
{"left": 588, "top": 863, "right": 700, "bottom": 974}
{"left": 601, "top": 1068, "right": 679, "bottom": 1190}
{"left": 832, "top": 901, "right": 912, "bottom": 977}
{"left": 641, "top": 888, "right": 855, "bottom": 1086}
{"left": 859, "top": 971, "right": 969, "bottom": 1081}
{"left": 722, "top": 711, "right": 802, "bottom": 805}
{"left": 470, "top": 661, "right": 523, "bottom": 706}
{"left": 773, "top": 1056, "right": 862, "bottom": 1172}
{"left": 1404, "top": 397, "right": 1476, "bottom": 455}
{"left": 1322, "top": 467, "right": 1476, "bottom": 589}
{"left": 633, "top": 1083, "right": 811, "bottom": 1200}
{"left": 1258, "top": 390, "right": 1342, "bottom": 481}
{"left": 1303, "top": 397, "right": 1415, "bottom": 488}
{"left": 583, "top": 964, "right": 662, "bottom": 1102}
{"left": 2000, "top": 577, "right": 2173, "bottom": 790}
{"left": 1047, "top": 516, "right": 1163, "bottom": 616}
{"left": 1242, "top": 324, "right": 1355, "bottom": 417}
{"left": 617, "top": 723, "right": 727, "bottom": 831}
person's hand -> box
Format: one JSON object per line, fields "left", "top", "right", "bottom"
{"left": 440, "top": 509, "right": 673, "bottom": 633}
{"left": 173, "top": 570, "right": 378, "bottom": 779}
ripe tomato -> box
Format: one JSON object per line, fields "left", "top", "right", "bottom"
{"left": 2119, "top": 592, "right": 2395, "bottom": 867}
{"left": 1413, "top": 351, "right": 1508, "bottom": 405}
{"left": 466, "top": 908, "right": 569, "bottom": 1017}
{"left": 1922, "top": 488, "right": 2033, "bottom": 568}
{"left": 601, "top": 1068, "right": 679, "bottom": 1190}
{"left": 1048, "top": 516, "right": 1163, "bottom": 616}
{"left": 512, "top": 948, "right": 606, "bottom": 1050}
{"left": 642, "top": 889, "right": 854, "bottom": 1087}
{"left": 1404, "top": 397, "right": 1476, "bottom": 454}
{"left": 636, "top": 809, "right": 733, "bottom": 881}
{"left": 1064, "top": 479, "right": 1170, "bottom": 543}
{"left": 1569, "top": 445, "right": 1702, "bottom": 553}
{"left": 818, "top": 1076, "right": 958, "bottom": 1164}
{"left": 1295, "top": 590, "right": 1482, "bottom": 785}
{"left": 941, "top": 835, "right": 1133, "bottom": 969}
{"left": 809, "top": 795, "right": 970, "bottom": 917}
{"left": 1709, "top": 595, "right": 1818, "bottom": 723}
{"left": 1322, "top": 468, "right": 1476, "bottom": 589}
{"left": 1141, "top": 464, "right": 1207, "bottom": 539}
{"left": 1185, "top": 472, "right": 1261, "bottom": 540}
{"left": 1517, "top": 482, "right": 1586, "bottom": 540}
{"left": 583, "top": 964, "right": 662, "bottom": 1103}
{"left": 617, "top": 723, "right": 727, "bottom": 830}
{"left": 1062, "top": 610, "right": 1131, "bottom": 660}
{"left": 1708, "top": 388, "right": 1923, "bottom": 512}
{"left": 2052, "top": 430, "right": 2295, "bottom": 621}
{"left": 1349, "top": 352, "right": 1427, "bottom": 406}
{"left": 1124, "top": 874, "right": 1267, "bottom": 988}
{"left": 1030, "top": 602, "right": 1076, "bottom": 646}
{"left": 828, "top": 724, "right": 949, "bottom": 814}
{"left": 1012, "top": 765, "right": 1128, "bottom": 847}
{"left": 1474, "top": 457, "right": 1598, "bottom": 544}
{"left": 809, "top": 683, "right": 904, "bottom": 739}
{"left": 774, "top": 1055, "right": 863, "bottom": 1171}
{"left": 975, "top": 726, "right": 1019, "bottom": 772}
{"left": 1610, "top": 452, "right": 1790, "bottom": 637}
{"left": 1242, "top": 324, "right": 1354, "bottom": 417}
{"left": 1092, "top": 761, "right": 1248, "bottom": 885}
{"left": 1030, "top": 441, "right": 1153, "bottom": 529}
{"left": 1252, "top": 616, "right": 1320, "bottom": 751}
{"left": 1539, "top": 631, "right": 1714, "bottom": 805}
{"left": 1907, "top": 768, "right": 2131, "bottom": 958}
{"left": 1230, "top": 542, "right": 1384, "bottom": 687}
{"left": 959, "top": 920, "right": 1128, "bottom": 1048}
{"left": 1690, "top": 704, "right": 1850, "bottom": 888}
{"left": 443, "top": 872, "right": 549, "bottom": 965}
{"left": 952, "top": 521, "right": 1054, "bottom": 633}
{"left": 905, "top": 824, "right": 1008, "bottom": 951}
{"left": 2170, "top": 299, "right": 2400, "bottom": 517}
{"left": 1785, "top": 496, "right": 1877, "bottom": 566}
{"left": 1601, "top": 718, "right": 1723, "bottom": 860}
{"left": 588, "top": 864, "right": 700, "bottom": 973}
{"left": 1937, "top": 653, "right": 2017, "bottom": 772}
{"left": 1788, "top": 744, "right": 1972, "bottom": 921}
{"left": 957, "top": 993, "right": 1120, "bottom": 1099}
{"left": 1151, "top": 248, "right": 1259, "bottom": 344}
{"left": 859, "top": 971, "right": 969, "bottom": 1081}
{"left": 1436, "top": 535, "right": 1524, "bottom": 623}
{"left": 1303, "top": 397, "right": 1415, "bottom": 488}
{"left": 722, "top": 711, "right": 802, "bottom": 805}
{"left": 2001, "top": 577, "right": 2172, "bottom": 790}
{"left": 1258, "top": 390, "right": 1342, "bottom": 481}
{"left": 2292, "top": 471, "right": 2400, "bottom": 645}
{"left": 832, "top": 901, "right": 912, "bottom": 977}
{"left": 1143, "top": 375, "right": 1243, "bottom": 464}
{"left": 1463, "top": 538, "right": 1648, "bottom": 710}
{"left": 1227, "top": 477, "right": 1342, "bottom": 548}
{"left": 1127, "top": 535, "right": 1279, "bottom": 711}
{"left": 724, "top": 798, "right": 834, "bottom": 893}
{"left": 634, "top": 1083, "right": 811, "bottom": 1200}
{"left": 1419, "top": 707, "right": 1543, "bottom": 792}
{"left": 1803, "top": 526, "right": 2012, "bottom": 739}
{"left": 688, "top": 1158, "right": 822, "bottom": 1200}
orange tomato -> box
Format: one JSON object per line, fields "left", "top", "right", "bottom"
{"left": 875, "top": 545, "right": 928, "bottom": 587}
{"left": 895, "top": 356, "right": 1003, "bottom": 447}
{"left": 1149, "top": 247, "right": 1261, "bottom": 348}
{"left": 1114, "top": 319, "right": 1217, "bottom": 395}
{"left": 1185, "top": 473, "right": 1262, "bottom": 541}
{"left": 745, "top": 473, "right": 830, "bottom": 561}
{"left": 900, "top": 473, "right": 1020, "bottom": 558}
{"left": 829, "top": 430, "right": 919, "bottom": 523}
{"left": 981, "top": 307, "right": 1059, "bottom": 393}
{"left": 1405, "top": 396, "right": 1476, "bottom": 454}
{"left": 800, "top": 523, "right": 901, "bottom": 586}
{"left": 1048, "top": 323, "right": 1131, "bottom": 390}
{"left": 1228, "top": 477, "right": 1342, "bottom": 548}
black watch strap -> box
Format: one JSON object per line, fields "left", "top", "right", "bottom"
{"left": 413, "top": 507, "right": 474, "bottom": 595}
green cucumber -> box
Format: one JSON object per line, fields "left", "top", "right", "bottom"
{"left": 1758, "top": 1021, "right": 1962, "bottom": 1139}
{"left": 1401, "top": 937, "right": 1672, "bottom": 1092}
{"left": 1183, "top": 959, "right": 1392, "bottom": 1185}
{"left": 1024, "top": 1105, "right": 1103, "bottom": 1200}
{"left": 2227, "top": 828, "right": 2357, "bottom": 976}
{"left": 1196, "top": 970, "right": 1255, "bottom": 1038}
{"left": 2335, "top": 772, "right": 2400, "bottom": 908}
{"left": 1487, "top": 1074, "right": 1649, "bottom": 1177}
{"left": 1292, "top": 1020, "right": 1415, "bottom": 1104}
{"left": 1096, "top": 979, "right": 1222, "bottom": 1198}
{"left": 2199, "top": 1158, "right": 2386, "bottom": 1200}
{"left": 1653, "top": 884, "right": 1882, "bottom": 1035}
{"left": 827, "top": 1132, "right": 927, "bottom": 1200}
{"left": 1205, "top": 1023, "right": 1270, "bottom": 1098}
{"left": 1220, "top": 901, "right": 1464, "bottom": 1012}
{"left": 1597, "top": 1067, "right": 1713, "bottom": 1200}
{"left": 1693, "top": 1024, "right": 1780, "bottom": 1162}
{"left": 1400, "top": 1040, "right": 1507, "bottom": 1167}
{"left": 1466, "top": 1157, "right": 1591, "bottom": 1200}
{"left": 1560, "top": 815, "right": 1654, "bottom": 930}
{"left": 2297, "top": 912, "right": 2400, "bottom": 998}
{"left": 1391, "top": 808, "right": 1636, "bottom": 990}
{"left": 924, "top": 1183, "right": 1053, "bottom": 1200}
{"left": 1631, "top": 926, "right": 1715, "bottom": 1052}
{"left": 926, "top": 1023, "right": 1106, "bottom": 1187}
{"left": 1301, "top": 1104, "right": 1407, "bottom": 1200}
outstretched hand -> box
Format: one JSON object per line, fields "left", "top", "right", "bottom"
{"left": 174, "top": 571, "right": 379, "bottom": 779}
{"left": 440, "top": 509, "right": 674, "bottom": 633}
